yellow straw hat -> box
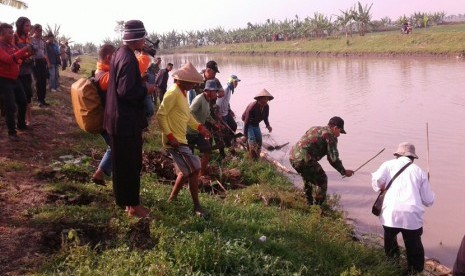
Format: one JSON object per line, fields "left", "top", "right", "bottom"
{"left": 172, "top": 62, "right": 203, "bottom": 83}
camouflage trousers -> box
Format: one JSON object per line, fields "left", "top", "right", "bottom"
{"left": 290, "top": 159, "right": 328, "bottom": 205}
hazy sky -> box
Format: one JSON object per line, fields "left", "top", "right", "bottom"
{"left": 1, "top": 0, "right": 464, "bottom": 44}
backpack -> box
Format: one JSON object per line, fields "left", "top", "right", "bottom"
{"left": 70, "top": 77, "right": 104, "bottom": 134}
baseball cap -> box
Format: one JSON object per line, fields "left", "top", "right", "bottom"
{"left": 328, "top": 116, "right": 346, "bottom": 134}
{"left": 206, "top": 60, "right": 220, "bottom": 73}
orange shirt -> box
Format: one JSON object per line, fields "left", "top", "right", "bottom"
{"left": 95, "top": 62, "right": 110, "bottom": 91}
{"left": 136, "top": 53, "right": 151, "bottom": 75}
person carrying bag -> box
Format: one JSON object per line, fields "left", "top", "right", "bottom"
{"left": 371, "top": 142, "right": 435, "bottom": 274}
{"left": 371, "top": 161, "right": 412, "bottom": 216}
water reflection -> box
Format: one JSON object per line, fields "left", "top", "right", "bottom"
{"left": 161, "top": 53, "right": 465, "bottom": 267}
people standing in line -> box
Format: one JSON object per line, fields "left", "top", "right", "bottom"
{"left": 59, "top": 41, "right": 68, "bottom": 70}
{"left": 216, "top": 74, "right": 240, "bottom": 146}
{"left": 30, "top": 24, "right": 49, "bottom": 107}
{"left": 13, "top": 17, "right": 34, "bottom": 126}
{"left": 103, "top": 20, "right": 155, "bottom": 218}
{"left": 156, "top": 62, "right": 210, "bottom": 217}
{"left": 0, "top": 23, "right": 32, "bottom": 139}
{"left": 241, "top": 89, "right": 274, "bottom": 160}
{"left": 91, "top": 44, "right": 116, "bottom": 186}
{"left": 187, "top": 80, "right": 220, "bottom": 178}
{"left": 154, "top": 62, "right": 173, "bottom": 104}
{"left": 371, "top": 142, "right": 434, "bottom": 274}
{"left": 289, "top": 116, "right": 354, "bottom": 205}
{"left": 45, "top": 33, "right": 60, "bottom": 92}
{"left": 454, "top": 235, "right": 465, "bottom": 276}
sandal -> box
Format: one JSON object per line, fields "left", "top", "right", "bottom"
{"left": 91, "top": 177, "right": 106, "bottom": 186}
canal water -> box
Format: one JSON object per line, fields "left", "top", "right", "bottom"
{"left": 164, "top": 53, "right": 465, "bottom": 267}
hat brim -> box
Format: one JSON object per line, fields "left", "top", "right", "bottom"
{"left": 340, "top": 129, "right": 347, "bottom": 134}
{"left": 174, "top": 77, "right": 204, "bottom": 84}
{"left": 394, "top": 153, "right": 419, "bottom": 159}
{"left": 254, "top": 96, "right": 274, "bottom": 101}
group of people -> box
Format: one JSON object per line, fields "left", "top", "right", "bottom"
{"left": 70, "top": 19, "right": 460, "bottom": 274}
{"left": 93, "top": 20, "right": 276, "bottom": 218}
{"left": 3, "top": 17, "right": 463, "bottom": 274}
{"left": 0, "top": 16, "right": 80, "bottom": 140}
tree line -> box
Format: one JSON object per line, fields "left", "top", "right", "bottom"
{"left": 0, "top": 1, "right": 449, "bottom": 54}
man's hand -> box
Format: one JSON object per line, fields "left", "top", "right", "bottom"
{"left": 198, "top": 126, "right": 211, "bottom": 140}
{"left": 266, "top": 126, "right": 272, "bottom": 133}
{"left": 167, "top": 134, "right": 179, "bottom": 148}
{"left": 344, "top": 170, "right": 355, "bottom": 177}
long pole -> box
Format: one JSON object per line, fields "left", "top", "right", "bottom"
{"left": 427, "top": 123, "right": 430, "bottom": 180}
{"left": 342, "top": 148, "right": 385, "bottom": 178}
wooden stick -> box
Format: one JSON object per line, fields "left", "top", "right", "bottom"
{"left": 342, "top": 148, "right": 386, "bottom": 178}
{"left": 427, "top": 123, "right": 430, "bottom": 180}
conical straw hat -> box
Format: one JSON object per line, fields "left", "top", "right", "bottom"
{"left": 172, "top": 62, "right": 204, "bottom": 84}
{"left": 254, "top": 88, "right": 274, "bottom": 100}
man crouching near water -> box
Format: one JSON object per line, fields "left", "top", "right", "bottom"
{"left": 156, "top": 62, "right": 211, "bottom": 217}
{"left": 289, "top": 116, "right": 354, "bottom": 205}
{"left": 372, "top": 142, "right": 434, "bottom": 274}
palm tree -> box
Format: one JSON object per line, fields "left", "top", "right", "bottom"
{"left": 354, "top": 1, "right": 373, "bottom": 36}
{"left": 336, "top": 8, "right": 355, "bottom": 39}
{"left": 0, "top": 0, "right": 28, "bottom": 9}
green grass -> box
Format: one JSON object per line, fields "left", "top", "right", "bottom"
{"left": 30, "top": 128, "right": 401, "bottom": 275}
{"left": 171, "top": 23, "right": 465, "bottom": 56}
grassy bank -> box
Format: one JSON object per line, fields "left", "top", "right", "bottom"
{"left": 20, "top": 115, "right": 400, "bottom": 275}
{"left": 167, "top": 23, "right": 465, "bottom": 57}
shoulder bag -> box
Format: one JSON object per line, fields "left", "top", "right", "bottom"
{"left": 371, "top": 161, "right": 412, "bottom": 216}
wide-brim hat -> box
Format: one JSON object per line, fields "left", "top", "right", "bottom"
{"left": 172, "top": 62, "right": 204, "bottom": 84}
{"left": 254, "top": 89, "right": 274, "bottom": 100}
{"left": 394, "top": 142, "right": 418, "bottom": 159}
{"left": 122, "top": 20, "right": 147, "bottom": 42}
{"left": 204, "top": 79, "right": 219, "bottom": 91}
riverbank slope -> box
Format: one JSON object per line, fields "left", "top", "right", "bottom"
{"left": 163, "top": 23, "right": 465, "bottom": 58}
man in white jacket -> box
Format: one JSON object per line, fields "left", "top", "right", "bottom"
{"left": 372, "top": 142, "right": 435, "bottom": 274}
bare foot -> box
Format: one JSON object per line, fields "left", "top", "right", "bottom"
{"left": 126, "top": 205, "right": 150, "bottom": 218}
{"left": 91, "top": 169, "right": 105, "bottom": 186}
{"left": 194, "top": 206, "right": 209, "bottom": 219}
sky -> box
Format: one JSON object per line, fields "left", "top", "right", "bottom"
{"left": 1, "top": 0, "right": 464, "bottom": 44}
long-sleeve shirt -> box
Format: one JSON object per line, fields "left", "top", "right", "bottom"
{"left": 154, "top": 68, "right": 169, "bottom": 92}
{"left": 372, "top": 156, "right": 435, "bottom": 230}
{"left": 103, "top": 45, "right": 147, "bottom": 136}
{"left": 241, "top": 101, "right": 270, "bottom": 138}
{"left": 216, "top": 82, "right": 234, "bottom": 117}
{"left": 156, "top": 83, "right": 201, "bottom": 147}
{"left": 289, "top": 126, "right": 346, "bottom": 175}
{"left": 0, "top": 41, "right": 30, "bottom": 80}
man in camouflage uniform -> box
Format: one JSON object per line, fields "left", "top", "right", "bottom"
{"left": 289, "top": 116, "right": 354, "bottom": 205}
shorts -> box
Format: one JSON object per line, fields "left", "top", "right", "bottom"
{"left": 167, "top": 145, "right": 201, "bottom": 176}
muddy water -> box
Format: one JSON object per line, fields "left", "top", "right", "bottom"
{"left": 165, "top": 53, "right": 465, "bottom": 267}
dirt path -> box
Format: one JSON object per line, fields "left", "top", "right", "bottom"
{"left": 0, "top": 72, "right": 82, "bottom": 275}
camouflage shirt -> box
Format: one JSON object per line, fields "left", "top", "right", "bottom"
{"left": 289, "top": 126, "right": 346, "bottom": 175}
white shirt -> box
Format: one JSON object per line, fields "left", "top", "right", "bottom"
{"left": 216, "top": 83, "right": 233, "bottom": 117}
{"left": 372, "top": 156, "right": 435, "bottom": 230}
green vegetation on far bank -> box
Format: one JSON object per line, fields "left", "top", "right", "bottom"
{"left": 167, "top": 23, "right": 465, "bottom": 57}
{"left": 26, "top": 118, "right": 401, "bottom": 275}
